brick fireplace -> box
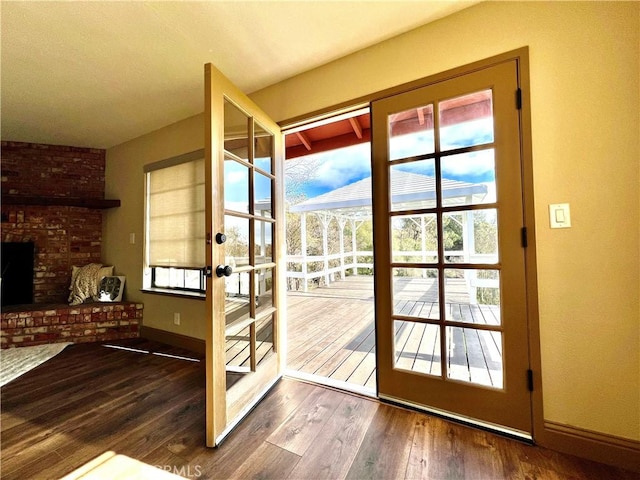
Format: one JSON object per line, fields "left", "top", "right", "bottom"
{"left": 2, "top": 141, "right": 105, "bottom": 303}
{"left": 1, "top": 141, "right": 141, "bottom": 347}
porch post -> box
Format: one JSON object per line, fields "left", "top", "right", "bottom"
{"left": 351, "top": 219, "right": 358, "bottom": 276}
{"left": 462, "top": 209, "right": 477, "bottom": 303}
{"left": 301, "top": 212, "right": 308, "bottom": 293}
{"left": 321, "top": 213, "right": 330, "bottom": 286}
{"left": 338, "top": 217, "right": 346, "bottom": 279}
{"left": 260, "top": 211, "right": 266, "bottom": 260}
{"left": 463, "top": 207, "right": 475, "bottom": 262}
{"left": 421, "top": 215, "right": 427, "bottom": 278}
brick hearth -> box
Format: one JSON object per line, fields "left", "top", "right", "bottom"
{"left": 1, "top": 303, "right": 142, "bottom": 348}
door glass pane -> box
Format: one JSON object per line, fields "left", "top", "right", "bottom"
{"left": 255, "top": 199, "right": 272, "bottom": 219}
{"left": 390, "top": 159, "right": 436, "bottom": 211}
{"left": 254, "top": 172, "right": 273, "bottom": 219}
{"left": 391, "top": 214, "right": 437, "bottom": 263}
{"left": 441, "top": 149, "right": 496, "bottom": 207}
{"left": 226, "top": 321, "right": 251, "bottom": 371}
{"left": 439, "top": 90, "right": 493, "bottom": 151}
{"left": 224, "top": 157, "right": 249, "bottom": 213}
{"left": 394, "top": 320, "right": 441, "bottom": 377}
{"left": 224, "top": 99, "right": 249, "bottom": 160}
{"left": 254, "top": 122, "right": 273, "bottom": 174}
{"left": 444, "top": 268, "right": 500, "bottom": 325}
{"left": 254, "top": 220, "right": 273, "bottom": 265}
{"left": 443, "top": 209, "right": 498, "bottom": 265}
{"left": 441, "top": 212, "right": 463, "bottom": 262}
{"left": 446, "top": 326, "right": 503, "bottom": 388}
{"left": 225, "top": 215, "right": 250, "bottom": 268}
{"left": 255, "top": 268, "right": 274, "bottom": 319}
{"left": 472, "top": 209, "right": 498, "bottom": 263}
{"left": 256, "top": 314, "right": 275, "bottom": 367}
{"left": 389, "top": 104, "right": 434, "bottom": 161}
{"left": 225, "top": 270, "right": 251, "bottom": 328}
{"left": 392, "top": 267, "right": 439, "bottom": 320}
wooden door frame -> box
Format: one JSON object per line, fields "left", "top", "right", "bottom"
{"left": 279, "top": 48, "right": 543, "bottom": 442}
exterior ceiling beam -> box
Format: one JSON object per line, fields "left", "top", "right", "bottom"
{"left": 349, "top": 117, "right": 363, "bottom": 139}
{"left": 296, "top": 131, "right": 312, "bottom": 151}
{"left": 286, "top": 129, "right": 371, "bottom": 159}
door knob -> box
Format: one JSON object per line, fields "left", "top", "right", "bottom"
{"left": 216, "top": 265, "right": 233, "bottom": 277}
{"left": 215, "top": 233, "right": 227, "bottom": 244}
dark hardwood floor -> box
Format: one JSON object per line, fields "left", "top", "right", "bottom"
{"left": 1, "top": 338, "right": 635, "bottom": 479}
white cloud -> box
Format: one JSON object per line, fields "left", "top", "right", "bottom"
{"left": 287, "top": 143, "right": 371, "bottom": 189}
{"left": 285, "top": 117, "right": 494, "bottom": 194}
{"left": 225, "top": 201, "right": 248, "bottom": 213}
{"left": 226, "top": 171, "right": 247, "bottom": 184}
{"left": 441, "top": 149, "right": 495, "bottom": 179}
{"left": 440, "top": 118, "right": 493, "bottom": 150}
{"left": 390, "top": 132, "right": 434, "bottom": 160}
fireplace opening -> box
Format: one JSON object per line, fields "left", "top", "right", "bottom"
{"left": 1, "top": 242, "right": 35, "bottom": 307}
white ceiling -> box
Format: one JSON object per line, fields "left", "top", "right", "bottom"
{"left": 1, "top": 1, "right": 478, "bottom": 149}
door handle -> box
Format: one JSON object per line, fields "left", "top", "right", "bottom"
{"left": 215, "top": 233, "right": 227, "bottom": 244}
{"left": 216, "top": 265, "right": 233, "bottom": 277}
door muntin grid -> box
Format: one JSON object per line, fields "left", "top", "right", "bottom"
{"left": 387, "top": 89, "right": 503, "bottom": 389}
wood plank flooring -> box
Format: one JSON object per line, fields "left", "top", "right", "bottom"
{"left": 1, "top": 338, "right": 635, "bottom": 479}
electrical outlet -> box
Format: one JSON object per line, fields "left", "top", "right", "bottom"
{"left": 173, "top": 313, "right": 181, "bottom": 326}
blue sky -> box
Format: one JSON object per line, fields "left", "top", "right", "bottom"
{"left": 221, "top": 118, "right": 495, "bottom": 243}
{"left": 285, "top": 117, "right": 496, "bottom": 201}
{"left": 285, "top": 142, "right": 372, "bottom": 198}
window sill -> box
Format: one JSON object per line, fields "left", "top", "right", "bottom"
{"left": 141, "top": 288, "right": 206, "bottom": 300}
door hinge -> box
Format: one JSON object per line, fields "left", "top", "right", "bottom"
{"left": 527, "top": 369, "right": 534, "bottom": 391}
{"left": 203, "top": 266, "right": 213, "bottom": 278}
{"left": 516, "top": 88, "right": 522, "bottom": 110}
{"left": 521, "top": 227, "right": 528, "bottom": 248}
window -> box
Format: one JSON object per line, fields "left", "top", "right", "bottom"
{"left": 143, "top": 150, "right": 206, "bottom": 295}
{"left": 151, "top": 267, "right": 205, "bottom": 292}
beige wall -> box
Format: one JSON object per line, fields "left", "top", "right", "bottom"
{"left": 104, "top": 1, "right": 639, "bottom": 441}
{"left": 103, "top": 113, "right": 207, "bottom": 340}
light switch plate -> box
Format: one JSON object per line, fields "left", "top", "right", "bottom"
{"left": 549, "top": 203, "right": 571, "bottom": 228}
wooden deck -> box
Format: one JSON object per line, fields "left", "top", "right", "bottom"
{"left": 286, "top": 276, "right": 503, "bottom": 391}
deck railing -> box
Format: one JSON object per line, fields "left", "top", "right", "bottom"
{"left": 285, "top": 250, "right": 499, "bottom": 301}
{"left": 286, "top": 251, "right": 370, "bottom": 291}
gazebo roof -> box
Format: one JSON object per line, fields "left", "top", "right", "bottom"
{"left": 289, "top": 170, "right": 487, "bottom": 214}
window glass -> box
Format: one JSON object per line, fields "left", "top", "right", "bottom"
{"left": 439, "top": 90, "right": 494, "bottom": 151}
{"left": 389, "top": 104, "right": 434, "bottom": 161}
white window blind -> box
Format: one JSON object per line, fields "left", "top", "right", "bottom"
{"left": 145, "top": 150, "right": 205, "bottom": 269}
